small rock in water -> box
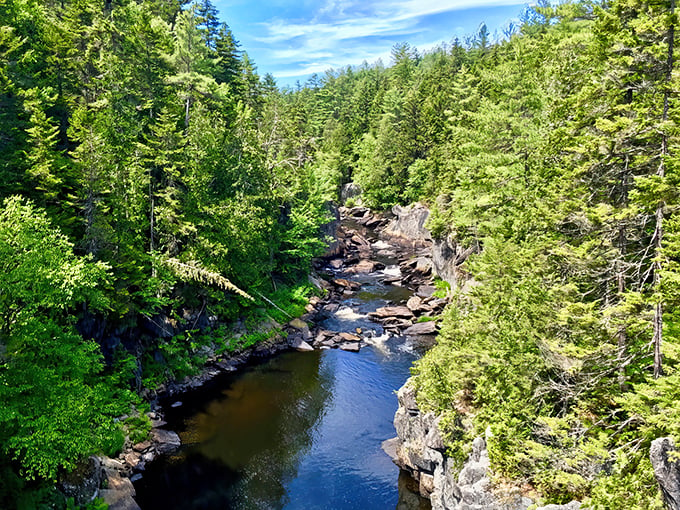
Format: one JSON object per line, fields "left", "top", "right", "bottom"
{"left": 130, "top": 473, "right": 143, "bottom": 483}
{"left": 339, "top": 332, "right": 360, "bottom": 341}
{"left": 324, "top": 303, "right": 340, "bottom": 313}
{"left": 171, "top": 401, "right": 182, "bottom": 408}
{"left": 151, "top": 429, "right": 181, "bottom": 455}
{"left": 339, "top": 342, "right": 361, "bottom": 352}
{"left": 371, "top": 306, "right": 414, "bottom": 319}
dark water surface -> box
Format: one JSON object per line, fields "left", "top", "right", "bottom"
{"left": 135, "top": 262, "right": 432, "bottom": 510}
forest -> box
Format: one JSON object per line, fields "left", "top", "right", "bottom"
{"left": 0, "top": 0, "right": 679, "bottom": 508}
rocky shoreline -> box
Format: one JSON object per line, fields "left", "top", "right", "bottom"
{"left": 383, "top": 380, "right": 582, "bottom": 510}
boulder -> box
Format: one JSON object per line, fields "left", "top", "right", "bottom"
{"left": 288, "top": 318, "right": 308, "bottom": 330}
{"left": 101, "top": 457, "right": 125, "bottom": 471}
{"left": 347, "top": 206, "right": 370, "bottom": 217}
{"left": 372, "top": 240, "right": 393, "bottom": 250}
{"left": 151, "top": 429, "right": 181, "bottom": 455}
{"left": 409, "top": 257, "right": 433, "bottom": 274}
{"left": 132, "top": 441, "right": 152, "bottom": 453}
{"left": 350, "top": 234, "right": 370, "bottom": 247}
{"left": 289, "top": 334, "right": 314, "bottom": 352}
{"left": 427, "top": 298, "right": 449, "bottom": 312}
{"left": 123, "top": 452, "right": 141, "bottom": 470}
{"left": 338, "top": 332, "right": 361, "bottom": 341}
{"left": 339, "top": 342, "right": 361, "bottom": 352}
{"left": 406, "top": 296, "right": 424, "bottom": 312}
{"left": 383, "top": 203, "right": 432, "bottom": 247}
{"left": 324, "top": 303, "right": 340, "bottom": 313}
{"left": 58, "top": 456, "right": 102, "bottom": 506}
{"left": 371, "top": 306, "right": 414, "bottom": 319}
{"left": 365, "top": 217, "right": 385, "bottom": 229}
{"left": 341, "top": 182, "right": 362, "bottom": 204}
{"left": 403, "top": 321, "right": 438, "bottom": 336}
{"left": 416, "top": 285, "right": 436, "bottom": 298}
{"left": 346, "top": 259, "right": 385, "bottom": 274}
{"left": 333, "top": 278, "right": 361, "bottom": 289}
{"left": 381, "top": 318, "right": 413, "bottom": 328}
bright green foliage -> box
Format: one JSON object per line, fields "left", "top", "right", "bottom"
{"left": 0, "top": 198, "right": 117, "bottom": 480}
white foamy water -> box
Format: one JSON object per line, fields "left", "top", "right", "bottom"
{"left": 334, "top": 306, "right": 367, "bottom": 321}
{"left": 382, "top": 265, "right": 401, "bottom": 277}
{"left": 372, "top": 240, "right": 393, "bottom": 250}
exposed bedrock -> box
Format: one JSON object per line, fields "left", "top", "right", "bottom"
{"left": 385, "top": 380, "right": 581, "bottom": 510}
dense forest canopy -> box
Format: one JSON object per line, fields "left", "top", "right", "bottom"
{"left": 1, "top": 0, "right": 680, "bottom": 508}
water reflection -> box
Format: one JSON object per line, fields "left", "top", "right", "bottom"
{"left": 136, "top": 351, "right": 333, "bottom": 509}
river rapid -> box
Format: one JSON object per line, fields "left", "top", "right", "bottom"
{"left": 134, "top": 220, "right": 433, "bottom": 510}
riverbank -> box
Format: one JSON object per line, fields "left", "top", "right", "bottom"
{"left": 93, "top": 205, "right": 449, "bottom": 509}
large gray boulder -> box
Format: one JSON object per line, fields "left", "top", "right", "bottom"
{"left": 651, "top": 437, "right": 680, "bottom": 509}
{"left": 432, "top": 234, "right": 479, "bottom": 289}
{"left": 383, "top": 204, "right": 432, "bottom": 247}
{"left": 341, "top": 182, "right": 362, "bottom": 204}
{"left": 58, "top": 456, "right": 102, "bottom": 506}
{"left": 321, "top": 202, "right": 342, "bottom": 257}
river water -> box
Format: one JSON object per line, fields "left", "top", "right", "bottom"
{"left": 135, "top": 256, "right": 432, "bottom": 510}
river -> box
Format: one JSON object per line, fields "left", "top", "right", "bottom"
{"left": 134, "top": 229, "right": 433, "bottom": 510}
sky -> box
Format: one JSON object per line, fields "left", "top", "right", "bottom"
{"left": 212, "top": 0, "right": 529, "bottom": 87}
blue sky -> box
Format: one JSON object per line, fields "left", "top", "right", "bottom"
{"left": 212, "top": 0, "right": 529, "bottom": 87}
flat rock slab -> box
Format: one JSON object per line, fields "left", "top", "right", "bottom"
{"left": 100, "top": 489, "right": 141, "bottom": 510}
{"left": 403, "top": 321, "right": 438, "bottom": 336}
{"left": 339, "top": 342, "right": 361, "bottom": 352}
{"left": 346, "top": 260, "right": 385, "bottom": 274}
{"left": 333, "top": 278, "right": 361, "bottom": 289}
{"left": 371, "top": 306, "right": 414, "bottom": 319}
{"left": 382, "top": 437, "right": 400, "bottom": 462}
{"left": 338, "top": 332, "right": 360, "bottom": 341}
{"left": 132, "top": 441, "right": 152, "bottom": 453}
{"left": 381, "top": 318, "right": 413, "bottom": 328}
{"left": 372, "top": 240, "right": 393, "bottom": 250}
{"left": 151, "top": 429, "right": 181, "bottom": 454}
{"left": 416, "top": 285, "right": 437, "bottom": 298}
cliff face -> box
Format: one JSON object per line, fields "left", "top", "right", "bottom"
{"left": 381, "top": 203, "right": 476, "bottom": 290}
{"left": 386, "top": 380, "right": 581, "bottom": 510}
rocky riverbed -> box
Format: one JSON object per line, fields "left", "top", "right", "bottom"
{"left": 89, "top": 205, "right": 450, "bottom": 509}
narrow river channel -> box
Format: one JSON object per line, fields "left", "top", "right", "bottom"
{"left": 135, "top": 229, "right": 433, "bottom": 510}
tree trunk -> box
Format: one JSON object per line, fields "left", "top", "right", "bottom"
{"left": 653, "top": 0, "right": 674, "bottom": 379}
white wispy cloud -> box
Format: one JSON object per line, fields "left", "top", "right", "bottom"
{"left": 250, "top": 0, "right": 523, "bottom": 83}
